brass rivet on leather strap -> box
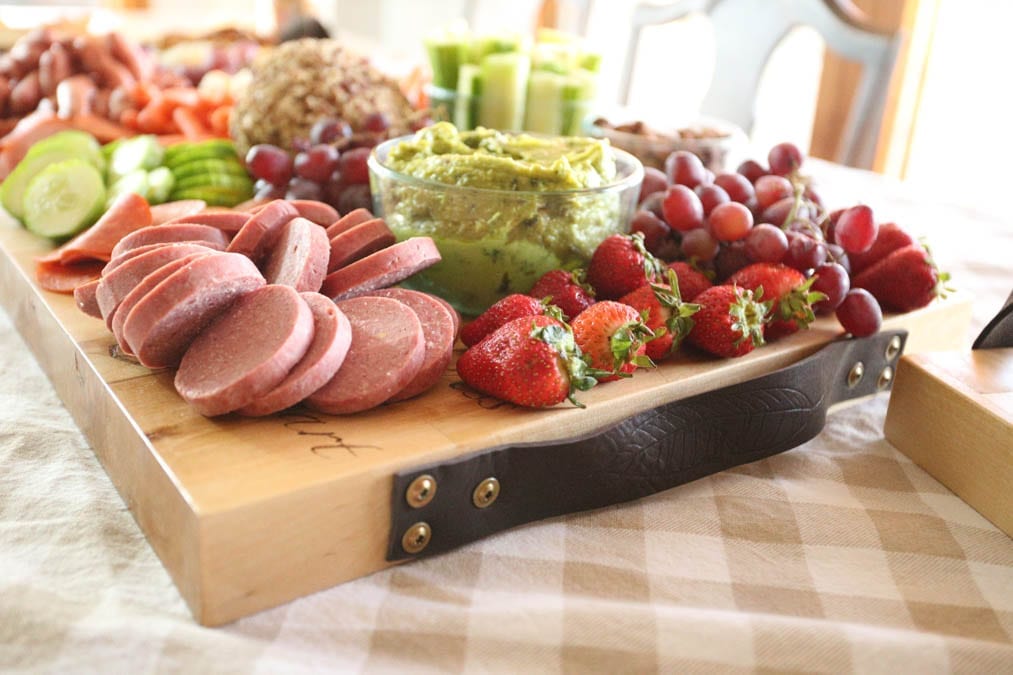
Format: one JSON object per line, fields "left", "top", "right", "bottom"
{"left": 885, "top": 335, "right": 902, "bottom": 361}
{"left": 877, "top": 366, "right": 894, "bottom": 390}
{"left": 401, "top": 522, "right": 431, "bottom": 554}
{"left": 406, "top": 474, "right": 437, "bottom": 508}
{"left": 847, "top": 362, "right": 865, "bottom": 388}
{"left": 472, "top": 478, "right": 500, "bottom": 508}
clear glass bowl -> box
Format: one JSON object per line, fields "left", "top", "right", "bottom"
{"left": 368, "top": 134, "right": 644, "bottom": 316}
{"left": 427, "top": 84, "right": 594, "bottom": 136}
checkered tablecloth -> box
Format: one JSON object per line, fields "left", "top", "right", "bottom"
{"left": 2, "top": 163, "right": 1011, "bottom": 673}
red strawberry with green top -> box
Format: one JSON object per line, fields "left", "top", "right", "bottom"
{"left": 852, "top": 243, "right": 948, "bottom": 312}
{"left": 848, "top": 222, "right": 916, "bottom": 275}
{"left": 667, "top": 260, "right": 713, "bottom": 301}
{"left": 619, "top": 269, "right": 700, "bottom": 360}
{"left": 727, "top": 263, "right": 826, "bottom": 340}
{"left": 529, "top": 268, "right": 596, "bottom": 320}
{"left": 587, "top": 232, "right": 665, "bottom": 300}
{"left": 456, "top": 314, "right": 599, "bottom": 407}
{"left": 461, "top": 293, "right": 558, "bottom": 347}
{"left": 688, "top": 285, "right": 770, "bottom": 358}
{"left": 570, "top": 300, "right": 655, "bottom": 382}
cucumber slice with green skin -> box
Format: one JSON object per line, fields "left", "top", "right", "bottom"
{"left": 164, "top": 140, "right": 237, "bottom": 169}
{"left": 101, "top": 138, "right": 123, "bottom": 161}
{"left": 109, "top": 135, "right": 164, "bottom": 183}
{"left": 560, "top": 69, "right": 596, "bottom": 136}
{"left": 169, "top": 186, "right": 251, "bottom": 207}
{"left": 479, "top": 52, "right": 531, "bottom": 131}
{"left": 146, "top": 167, "right": 175, "bottom": 205}
{"left": 23, "top": 159, "right": 106, "bottom": 240}
{"left": 107, "top": 169, "right": 150, "bottom": 207}
{"left": 524, "top": 70, "right": 566, "bottom": 135}
{"left": 454, "top": 64, "right": 483, "bottom": 130}
{"left": 1, "top": 148, "right": 80, "bottom": 221}
{"left": 26, "top": 130, "right": 105, "bottom": 173}
{"left": 172, "top": 172, "right": 253, "bottom": 193}
{"left": 170, "top": 157, "right": 248, "bottom": 181}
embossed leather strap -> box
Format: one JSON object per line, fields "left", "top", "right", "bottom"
{"left": 387, "top": 331, "right": 907, "bottom": 562}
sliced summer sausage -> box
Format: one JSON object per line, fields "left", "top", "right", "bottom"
{"left": 306, "top": 296, "right": 425, "bottom": 415}
{"left": 149, "top": 199, "right": 206, "bottom": 225}
{"left": 262, "top": 216, "right": 330, "bottom": 292}
{"left": 162, "top": 210, "right": 249, "bottom": 234}
{"left": 175, "top": 285, "right": 314, "bottom": 416}
{"left": 103, "top": 242, "right": 220, "bottom": 277}
{"left": 326, "top": 218, "right": 395, "bottom": 272}
{"left": 324, "top": 207, "right": 373, "bottom": 239}
{"left": 237, "top": 292, "right": 352, "bottom": 416}
{"left": 122, "top": 253, "right": 265, "bottom": 369}
{"left": 110, "top": 223, "right": 230, "bottom": 259}
{"left": 289, "top": 200, "right": 339, "bottom": 227}
{"left": 367, "top": 288, "right": 456, "bottom": 401}
{"left": 226, "top": 200, "right": 299, "bottom": 262}
{"left": 429, "top": 293, "right": 462, "bottom": 342}
{"left": 73, "top": 279, "right": 102, "bottom": 319}
{"left": 320, "top": 237, "right": 441, "bottom": 301}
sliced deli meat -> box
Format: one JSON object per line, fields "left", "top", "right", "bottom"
{"left": 227, "top": 199, "right": 299, "bottom": 262}
{"left": 326, "top": 218, "right": 395, "bottom": 272}
{"left": 368, "top": 288, "right": 456, "bottom": 401}
{"left": 36, "top": 259, "right": 104, "bottom": 293}
{"left": 110, "top": 223, "right": 230, "bottom": 259}
{"left": 149, "top": 199, "right": 207, "bottom": 226}
{"left": 429, "top": 293, "right": 462, "bottom": 342}
{"left": 306, "top": 296, "right": 425, "bottom": 415}
{"left": 103, "top": 242, "right": 221, "bottom": 277}
{"left": 262, "top": 217, "right": 330, "bottom": 292}
{"left": 122, "top": 252, "right": 265, "bottom": 369}
{"left": 321, "top": 237, "right": 441, "bottom": 301}
{"left": 324, "top": 208, "right": 373, "bottom": 239}
{"left": 288, "top": 200, "right": 339, "bottom": 227}
{"left": 175, "top": 285, "right": 314, "bottom": 416}
{"left": 237, "top": 292, "right": 353, "bottom": 417}
{"left": 162, "top": 210, "right": 250, "bottom": 234}
{"left": 73, "top": 279, "right": 102, "bottom": 318}
{"left": 36, "top": 192, "right": 152, "bottom": 265}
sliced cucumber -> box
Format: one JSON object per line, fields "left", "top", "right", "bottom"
{"left": 479, "top": 52, "right": 531, "bottom": 131}
{"left": 454, "top": 64, "right": 483, "bottom": 130}
{"left": 170, "top": 157, "right": 248, "bottom": 181}
{"left": 173, "top": 172, "right": 253, "bottom": 193}
{"left": 107, "top": 169, "right": 151, "bottom": 207}
{"left": 524, "top": 70, "right": 566, "bottom": 135}
{"left": 147, "top": 167, "right": 175, "bottom": 205}
{"left": 109, "top": 135, "right": 164, "bottom": 183}
{"left": 1, "top": 148, "right": 80, "bottom": 221}
{"left": 164, "top": 139, "right": 237, "bottom": 169}
{"left": 169, "top": 186, "right": 250, "bottom": 207}
{"left": 26, "top": 130, "right": 105, "bottom": 173}
{"left": 23, "top": 159, "right": 106, "bottom": 240}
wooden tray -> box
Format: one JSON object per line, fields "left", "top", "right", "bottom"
{"left": 0, "top": 218, "right": 974, "bottom": 625}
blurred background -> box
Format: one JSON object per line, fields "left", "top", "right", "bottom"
{"left": 2, "top": 0, "right": 1011, "bottom": 206}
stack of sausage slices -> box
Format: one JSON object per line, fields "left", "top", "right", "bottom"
{"left": 67, "top": 195, "right": 458, "bottom": 416}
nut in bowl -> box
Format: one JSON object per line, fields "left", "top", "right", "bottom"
{"left": 368, "top": 122, "right": 644, "bottom": 316}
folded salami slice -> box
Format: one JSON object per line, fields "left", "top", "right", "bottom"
{"left": 262, "top": 217, "right": 330, "bottom": 292}
{"left": 326, "top": 218, "right": 395, "bottom": 273}
{"left": 324, "top": 208, "right": 373, "bottom": 239}
{"left": 149, "top": 199, "right": 207, "bottom": 226}
{"left": 321, "top": 237, "right": 441, "bottom": 301}
{"left": 110, "top": 223, "right": 230, "bottom": 259}
{"left": 227, "top": 200, "right": 299, "bottom": 262}
{"left": 161, "top": 211, "right": 250, "bottom": 234}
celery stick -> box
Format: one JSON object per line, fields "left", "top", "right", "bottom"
{"left": 479, "top": 52, "right": 531, "bottom": 131}
{"left": 524, "top": 70, "right": 565, "bottom": 135}
{"left": 454, "top": 64, "right": 483, "bottom": 130}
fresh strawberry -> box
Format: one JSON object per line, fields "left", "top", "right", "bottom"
{"left": 848, "top": 222, "right": 916, "bottom": 275}
{"left": 456, "top": 314, "right": 598, "bottom": 407}
{"left": 852, "top": 243, "right": 948, "bottom": 312}
{"left": 586, "top": 232, "right": 665, "bottom": 300}
{"left": 727, "top": 263, "right": 826, "bottom": 340}
{"left": 687, "top": 285, "right": 770, "bottom": 358}
{"left": 460, "top": 294, "right": 556, "bottom": 347}
{"left": 529, "top": 268, "right": 596, "bottom": 320}
{"left": 667, "top": 261, "right": 713, "bottom": 301}
{"left": 570, "top": 300, "right": 655, "bottom": 382}
{"left": 619, "top": 269, "right": 700, "bottom": 360}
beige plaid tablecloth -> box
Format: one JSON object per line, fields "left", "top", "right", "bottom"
{"left": 2, "top": 162, "right": 1012, "bottom": 673}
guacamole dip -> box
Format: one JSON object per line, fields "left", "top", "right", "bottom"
{"left": 374, "top": 122, "right": 639, "bottom": 315}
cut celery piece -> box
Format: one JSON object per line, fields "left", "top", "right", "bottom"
{"left": 524, "top": 70, "right": 566, "bottom": 135}
{"left": 454, "top": 64, "right": 483, "bottom": 130}
{"left": 479, "top": 52, "right": 531, "bottom": 131}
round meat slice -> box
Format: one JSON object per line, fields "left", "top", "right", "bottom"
{"left": 122, "top": 253, "right": 265, "bottom": 369}
{"left": 96, "top": 243, "right": 225, "bottom": 329}
{"left": 289, "top": 200, "right": 339, "bottom": 227}
{"left": 175, "top": 285, "right": 314, "bottom": 416}
{"left": 103, "top": 242, "right": 220, "bottom": 277}
{"left": 149, "top": 200, "right": 207, "bottom": 226}
{"left": 262, "top": 217, "right": 330, "bottom": 292}
{"left": 226, "top": 200, "right": 299, "bottom": 262}
{"left": 111, "top": 252, "right": 213, "bottom": 355}
{"left": 327, "top": 218, "right": 395, "bottom": 273}
{"left": 162, "top": 211, "right": 250, "bottom": 234}
{"left": 368, "top": 288, "right": 455, "bottom": 401}
{"left": 306, "top": 296, "right": 425, "bottom": 415}
{"left": 237, "top": 293, "right": 352, "bottom": 416}
{"left": 321, "top": 237, "right": 441, "bottom": 301}
{"left": 324, "top": 208, "right": 373, "bottom": 239}
{"left": 74, "top": 279, "right": 102, "bottom": 319}
{"left": 429, "top": 293, "right": 461, "bottom": 342}
{"left": 110, "top": 223, "right": 231, "bottom": 259}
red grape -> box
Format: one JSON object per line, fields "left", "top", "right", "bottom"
{"left": 291, "top": 137, "right": 311, "bottom": 154}
{"left": 754, "top": 175, "right": 794, "bottom": 210}
{"left": 714, "top": 240, "right": 751, "bottom": 280}
{"left": 680, "top": 227, "right": 719, "bottom": 261}
{"left": 285, "top": 177, "right": 324, "bottom": 201}
{"left": 708, "top": 202, "right": 754, "bottom": 242}
{"left": 310, "top": 118, "right": 352, "bottom": 144}
{"left": 836, "top": 289, "right": 882, "bottom": 337}
{"left": 811, "top": 262, "right": 850, "bottom": 312}
{"left": 760, "top": 196, "right": 810, "bottom": 227}
{"left": 768, "top": 142, "right": 803, "bottom": 176}
{"left": 696, "top": 184, "right": 730, "bottom": 216}
{"left": 804, "top": 186, "right": 825, "bottom": 212}
{"left": 294, "top": 144, "right": 340, "bottom": 184}
{"left": 362, "top": 112, "right": 391, "bottom": 133}
{"left": 338, "top": 147, "right": 372, "bottom": 185}
{"left": 661, "top": 185, "right": 704, "bottom": 232}
{"left": 714, "top": 173, "right": 755, "bottom": 204}
{"left": 825, "top": 243, "right": 851, "bottom": 274}
{"left": 245, "top": 144, "right": 293, "bottom": 186}
{"left": 640, "top": 192, "right": 665, "bottom": 221}
{"left": 834, "top": 204, "right": 878, "bottom": 254}
{"left": 744, "top": 223, "right": 789, "bottom": 263}
{"left": 783, "top": 232, "right": 827, "bottom": 271}
{"left": 337, "top": 184, "right": 373, "bottom": 213}
{"left": 702, "top": 169, "right": 715, "bottom": 185}
{"left": 254, "top": 179, "right": 285, "bottom": 200}
{"left": 640, "top": 167, "right": 668, "bottom": 203}
{"left": 737, "top": 159, "right": 768, "bottom": 184}
{"left": 664, "top": 150, "right": 707, "bottom": 188}
{"left": 630, "top": 210, "right": 671, "bottom": 255}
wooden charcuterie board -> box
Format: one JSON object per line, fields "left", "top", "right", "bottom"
{"left": 0, "top": 217, "right": 974, "bottom": 625}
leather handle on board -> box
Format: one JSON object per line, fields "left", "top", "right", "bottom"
{"left": 386, "top": 330, "right": 908, "bottom": 562}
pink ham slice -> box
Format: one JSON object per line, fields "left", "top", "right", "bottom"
{"left": 174, "top": 285, "right": 314, "bottom": 416}
{"left": 237, "top": 292, "right": 352, "bottom": 416}
{"left": 73, "top": 279, "right": 102, "bottom": 318}
{"left": 162, "top": 210, "right": 250, "bottom": 234}
{"left": 227, "top": 200, "right": 299, "bottom": 262}
{"left": 321, "top": 237, "right": 441, "bottom": 301}
{"left": 324, "top": 207, "right": 373, "bottom": 239}
{"left": 367, "top": 288, "right": 456, "bottom": 401}
{"left": 110, "top": 223, "right": 230, "bottom": 259}
{"left": 306, "top": 296, "right": 425, "bottom": 415}
{"left": 262, "top": 217, "right": 330, "bottom": 292}
{"left": 326, "top": 218, "right": 395, "bottom": 273}
{"left": 149, "top": 200, "right": 207, "bottom": 226}
{"left": 122, "top": 252, "right": 265, "bottom": 369}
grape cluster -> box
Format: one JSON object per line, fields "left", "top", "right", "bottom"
{"left": 243, "top": 112, "right": 400, "bottom": 215}
{"left": 632, "top": 142, "right": 883, "bottom": 335}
